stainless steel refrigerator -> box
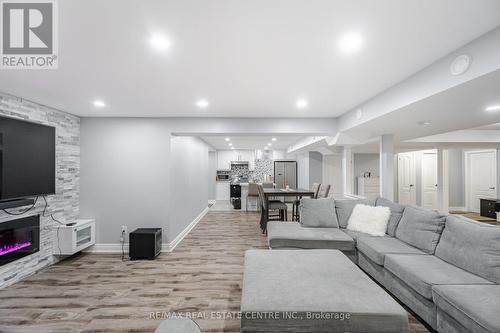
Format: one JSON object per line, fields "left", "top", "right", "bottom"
{"left": 274, "top": 161, "right": 297, "bottom": 189}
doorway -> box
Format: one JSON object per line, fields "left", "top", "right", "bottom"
{"left": 397, "top": 152, "right": 416, "bottom": 205}
{"left": 465, "top": 150, "right": 497, "bottom": 213}
{"left": 421, "top": 151, "right": 438, "bottom": 209}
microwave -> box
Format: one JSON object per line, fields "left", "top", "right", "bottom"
{"left": 216, "top": 172, "right": 230, "bottom": 181}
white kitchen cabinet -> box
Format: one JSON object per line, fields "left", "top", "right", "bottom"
{"left": 238, "top": 150, "right": 256, "bottom": 170}
{"left": 216, "top": 182, "right": 230, "bottom": 200}
{"left": 217, "top": 150, "right": 236, "bottom": 170}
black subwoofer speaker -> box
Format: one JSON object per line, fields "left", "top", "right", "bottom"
{"left": 129, "top": 228, "right": 162, "bottom": 260}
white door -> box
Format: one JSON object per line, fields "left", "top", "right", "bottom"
{"left": 398, "top": 153, "right": 416, "bottom": 205}
{"left": 322, "top": 154, "right": 343, "bottom": 197}
{"left": 421, "top": 152, "right": 438, "bottom": 209}
{"left": 467, "top": 150, "right": 497, "bottom": 213}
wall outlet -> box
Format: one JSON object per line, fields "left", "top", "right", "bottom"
{"left": 121, "top": 225, "right": 127, "bottom": 234}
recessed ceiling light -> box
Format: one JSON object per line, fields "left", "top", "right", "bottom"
{"left": 485, "top": 105, "right": 500, "bottom": 112}
{"left": 196, "top": 99, "right": 209, "bottom": 109}
{"left": 267, "top": 143, "right": 272, "bottom": 146}
{"left": 417, "top": 120, "right": 432, "bottom": 126}
{"left": 93, "top": 100, "right": 106, "bottom": 108}
{"left": 338, "top": 32, "right": 363, "bottom": 54}
{"left": 271, "top": 137, "right": 277, "bottom": 141}
{"left": 231, "top": 147, "right": 235, "bottom": 150}
{"left": 228, "top": 143, "right": 233, "bottom": 146}
{"left": 225, "top": 137, "right": 230, "bottom": 142}
{"left": 149, "top": 33, "right": 171, "bottom": 52}
{"left": 296, "top": 98, "right": 308, "bottom": 109}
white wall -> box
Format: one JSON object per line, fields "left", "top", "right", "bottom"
{"left": 169, "top": 136, "right": 210, "bottom": 240}
{"left": 296, "top": 153, "right": 310, "bottom": 189}
{"left": 80, "top": 118, "right": 171, "bottom": 243}
{"left": 208, "top": 151, "right": 216, "bottom": 200}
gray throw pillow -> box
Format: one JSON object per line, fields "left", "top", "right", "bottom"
{"left": 299, "top": 198, "right": 338, "bottom": 228}
{"left": 335, "top": 198, "right": 375, "bottom": 228}
{"left": 395, "top": 206, "right": 446, "bottom": 254}
{"left": 376, "top": 197, "right": 405, "bottom": 236}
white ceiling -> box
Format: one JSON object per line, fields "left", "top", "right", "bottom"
{"left": 200, "top": 135, "right": 302, "bottom": 150}
{"left": 0, "top": 0, "right": 499, "bottom": 117}
{"left": 343, "top": 69, "right": 500, "bottom": 144}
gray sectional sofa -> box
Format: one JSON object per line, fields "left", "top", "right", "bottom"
{"left": 266, "top": 197, "right": 500, "bottom": 332}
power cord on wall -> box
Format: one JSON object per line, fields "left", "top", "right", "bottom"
{"left": 120, "top": 230, "right": 127, "bottom": 261}
{"left": 42, "top": 196, "right": 65, "bottom": 256}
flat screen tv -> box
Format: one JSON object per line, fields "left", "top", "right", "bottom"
{"left": 0, "top": 116, "right": 56, "bottom": 201}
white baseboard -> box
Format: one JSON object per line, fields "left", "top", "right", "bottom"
{"left": 167, "top": 206, "right": 209, "bottom": 252}
{"left": 449, "top": 206, "right": 467, "bottom": 212}
{"left": 85, "top": 207, "right": 209, "bottom": 254}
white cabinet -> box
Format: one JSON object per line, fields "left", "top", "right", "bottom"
{"left": 238, "top": 150, "right": 256, "bottom": 170}
{"left": 216, "top": 182, "right": 230, "bottom": 200}
{"left": 357, "top": 177, "right": 380, "bottom": 199}
{"left": 217, "top": 150, "right": 236, "bottom": 170}
{"left": 53, "top": 219, "right": 95, "bottom": 255}
{"left": 217, "top": 150, "right": 256, "bottom": 170}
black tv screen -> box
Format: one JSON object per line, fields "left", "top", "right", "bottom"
{"left": 0, "top": 116, "right": 56, "bottom": 201}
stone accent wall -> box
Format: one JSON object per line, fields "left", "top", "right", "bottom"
{"left": 0, "top": 92, "right": 80, "bottom": 289}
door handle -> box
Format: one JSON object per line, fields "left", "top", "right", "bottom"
{"left": 409, "top": 184, "right": 414, "bottom": 187}
{"left": 489, "top": 187, "right": 496, "bottom": 190}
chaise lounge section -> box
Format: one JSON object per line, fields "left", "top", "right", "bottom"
{"left": 260, "top": 197, "right": 500, "bottom": 332}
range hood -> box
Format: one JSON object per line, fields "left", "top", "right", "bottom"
{"left": 230, "top": 161, "right": 249, "bottom": 165}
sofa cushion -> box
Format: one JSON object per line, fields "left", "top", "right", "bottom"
{"left": 376, "top": 197, "right": 405, "bottom": 236}
{"left": 342, "top": 229, "right": 377, "bottom": 244}
{"left": 433, "top": 285, "right": 500, "bottom": 333}
{"left": 335, "top": 198, "right": 376, "bottom": 228}
{"left": 347, "top": 204, "right": 391, "bottom": 236}
{"left": 395, "top": 206, "right": 446, "bottom": 254}
{"left": 435, "top": 215, "right": 500, "bottom": 283}
{"left": 384, "top": 254, "right": 493, "bottom": 300}
{"left": 267, "top": 221, "right": 355, "bottom": 251}
{"left": 299, "top": 197, "right": 339, "bottom": 228}
{"left": 356, "top": 237, "right": 426, "bottom": 266}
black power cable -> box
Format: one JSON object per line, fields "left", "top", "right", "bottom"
{"left": 42, "top": 196, "right": 65, "bottom": 256}
{"left": 1, "top": 196, "right": 39, "bottom": 215}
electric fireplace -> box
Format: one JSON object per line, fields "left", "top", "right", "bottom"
{"left": 0, "top": 215, "right": 40, "bottom": 266}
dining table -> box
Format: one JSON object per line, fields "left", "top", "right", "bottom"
{"left": 262, "top": 187, "right": 315, "bottom": 222}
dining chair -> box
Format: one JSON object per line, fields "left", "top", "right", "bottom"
{"left": 257, "top": 184, "right": 287, "bottom": 234}
{"left": 246, "top": 182, "right": 259, "bottom": 212}
{"left": 317, "top": 184, "right": 331, "bottom": 198}
{"left": 311, "top": 182, "right": 321, "bottom": 198}
{"left": 292, "top": 183, "right": 321, "bottom": 221}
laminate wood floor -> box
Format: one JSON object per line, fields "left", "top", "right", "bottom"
{"left": 0, "top": 210, "right": 429, "bottom": 333}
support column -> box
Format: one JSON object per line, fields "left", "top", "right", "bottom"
{"left": 379, "top": 135, "right": 394, "bottom": 200}
{"left": 436, "top": 148, "right": 449, "bottom": 212}
{"left": 341, "top": 147, "right": 353, "bottom": 196}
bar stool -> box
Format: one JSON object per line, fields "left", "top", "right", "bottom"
{"left": 246, "top": 182, "right": 259, "bottom": 212}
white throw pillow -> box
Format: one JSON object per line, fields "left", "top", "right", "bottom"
{"left": 347, "top": 204, "right": 390, "bottom": 236}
